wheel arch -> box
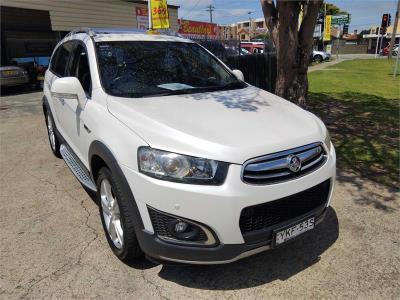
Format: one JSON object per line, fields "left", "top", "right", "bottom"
{"left": 88, "top": 140, "right": 145, "bottom": 230}
{"left": 42, "top": 95, "right": 49, "bottom": 114}
{"left": 88, "top": 140, "right": 118, "bottom": 182}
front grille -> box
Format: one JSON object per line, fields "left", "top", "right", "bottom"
{"left": 242, "top": 142, "right": 327, "bottom": 185}
{"left": 148, "top": 207, "right": 207, "bottom": 241}
{"left": 239, "top": 179, "right": 330, "bottom": 235}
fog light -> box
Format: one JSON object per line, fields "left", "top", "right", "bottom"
{"left": 174, "top": 221, "right": 188, "bottom": 233}
{"left": 168, "top": 220, "right": 200, "bottom": 241}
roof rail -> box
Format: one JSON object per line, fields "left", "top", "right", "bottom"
{"left": 63, "top": 27, "right": 184, "bottom": 39}
{"left": 64, "top": 27, "right": 96, "bottom": 39}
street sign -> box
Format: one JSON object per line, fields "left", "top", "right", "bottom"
{"left": 331, "top": 14, "right": 351, "bottom": 25}
{"left": 178, "top": 19, "right": 218, "bottom": 39}
{"left": 150, "top": 0, "right": 170, "bottom": 29}
{"left": 326, "top": 44, "right": 332, "bottom": 54}
{"left": 324, "top": 15, "right": 332, "bottom": 41}
{"left": 314, "top": 24, "right": 322, "bottom": 38}
{"left": 136, "top": 7, "right": 149, "bottom": 30}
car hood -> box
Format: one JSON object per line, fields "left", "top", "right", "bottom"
{"left": 107, "top": 86, "right": 326, "bottom": 164}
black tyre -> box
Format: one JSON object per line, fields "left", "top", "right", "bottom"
{"left": 314, "top": 55, "right": 323, "bottom": 63}
{"left": 96, "top": 167, "right": 143, "bottom": 262}
{"left": 45, "top": 109, "right": 61, "bottom": 158}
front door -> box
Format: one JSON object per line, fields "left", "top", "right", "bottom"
{"left": 49, "top": 40, "right": 75, "bottom": 134}
{"left": 57, "top": 42, "right": 92, "bottom": 167}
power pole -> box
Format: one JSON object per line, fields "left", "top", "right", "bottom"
{"left": 206, "top": 5, "right": 215, "bottom": 24}
{"left": 322, "top": 2, "right": 327, "bottom": 51}
{"left": 375, "top": 26, "right": 381, "bottom": 58}
{"left": 248, "top": 11, "right": 253, "bottom": 41}
{"left": 388, "top": 0, "right": 400, "bottom": 59}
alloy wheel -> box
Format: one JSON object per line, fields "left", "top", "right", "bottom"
{"left": 100, "top": 178, "right": 124, "bottom": 249}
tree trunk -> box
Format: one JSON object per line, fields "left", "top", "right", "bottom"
{"left": 260, "top": 0, "right": 322, "bottom": 107}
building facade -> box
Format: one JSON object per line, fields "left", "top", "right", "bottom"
{"left": 0, "top": 0, "right": 179, "bottom": 64}
{"left": 219, "top": 18, "right": 269, "bottom": 42}
{"left": 363, "top": 23, "right": 400, "bottom": 53}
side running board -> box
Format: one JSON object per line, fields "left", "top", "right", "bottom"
{"left": 60, "top": 144, "right": 97, "bottom": 192}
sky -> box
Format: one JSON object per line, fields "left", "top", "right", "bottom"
{"left": 168, "top": 0, "right": 398, "bottom": 32}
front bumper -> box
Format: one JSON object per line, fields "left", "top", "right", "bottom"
{"left": 138, "top": 206, "right": 328, "bottom": 264}
{"left": 122, "top": 144, "right": 336, "bottom": 264}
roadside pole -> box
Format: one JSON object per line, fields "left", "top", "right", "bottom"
{"left": 322, "top": 3, "right": 326, "bottom": 51}
{"left": 336, "top": 25, "right": 340, "bottom": 59}
{"left": 394, "top": 50, "right": 400, "bottom": 77}
{"left": 379, "top": 30, "right": 384, "bottom": 56}
{"left": 148, "top": 0, "right": 152, "bottom": 30}
{"left": 374, "top": 26, "right": 381, "bottom": 58}
{"left": 389, "top": 0, "right": 400, "bottom": 59}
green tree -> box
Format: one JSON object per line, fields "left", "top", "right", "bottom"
{"left": 260, "top": 0, "right": 322, "bottom": 107}
{"left": 323, "top": 3, "right": 348, "bottom": 15}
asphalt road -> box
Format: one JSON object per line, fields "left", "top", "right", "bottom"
{"left": 1, "top": 91, "right": 399, "bottom": 299}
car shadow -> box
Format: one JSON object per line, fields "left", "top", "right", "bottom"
{"left": 157, "top": 207, "right": 338, "bottom": 290}
{"left": 183, "top": 86, "right": 271, "bottom": 112}
{"left": 308, "top": 92, "right": 399, "bottom": 190}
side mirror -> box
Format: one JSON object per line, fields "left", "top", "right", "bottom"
{"left": 232, "top": 69, "right": 244, "bottom": 82}
{"left": 51, "top": 77, "right": 87, "bottom": 109}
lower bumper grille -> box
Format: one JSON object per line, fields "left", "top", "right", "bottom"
{"left": 239, "top": 179, "right": 331, "bottom": 236}
{"left": 148, "top": 207, "right": 208, "bottom": 241}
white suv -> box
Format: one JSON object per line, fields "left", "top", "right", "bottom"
{"left": 43, "top": 28, "right": 336, "bottom": 264}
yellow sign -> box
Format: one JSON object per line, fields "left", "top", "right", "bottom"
{"left": 150, "top": 0, "right": 170, "bottom": 29}
{"left": 324, "top": 15, "right": 331, "bottom": 41}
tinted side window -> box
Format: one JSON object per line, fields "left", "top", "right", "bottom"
{"left": 70, "top": 44, "right": 92, "bottom": 96}
{"left": 50, "top": 41, "right": 75, "bottom": 77}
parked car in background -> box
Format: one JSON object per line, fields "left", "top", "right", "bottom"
{"left": 313, "top": 50, "right": 331, "bottom": 63}
{"left": 0, "top": 65, "right": 29, "bottom": 88}
{"left": 240, "top": 42, "right": 265, "bottom": 54}
{"left": 390, "top": 44, "right": 399, "bottom": 56}
{"left": 13, "top": 56, "right": 51, "bottom": 89}
{"left": 43, "top": 28, "right": 336, "bottom": 265}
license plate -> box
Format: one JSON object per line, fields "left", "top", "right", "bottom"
{"left": 3, "top": 70, "right": 18, "bottom": 76}
{"left": 274, "top": 217, "right": 314, "bottom": 246}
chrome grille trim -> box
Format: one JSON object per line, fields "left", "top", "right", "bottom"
{"left": 241, "top": 142, "right": 327, "bottom": 185}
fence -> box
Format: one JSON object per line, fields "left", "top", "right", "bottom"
{"left": 330, "top": 39, "right": 369, "bottom": 54}
{"left": 225, "top": 53, "right": 277, "bottom": 93}
{"left": 191, "top": 37, "right": 277, "bottom": 93}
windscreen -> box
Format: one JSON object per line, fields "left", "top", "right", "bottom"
{"left": 95, "top": 41, "right": 245, "bottom": 98}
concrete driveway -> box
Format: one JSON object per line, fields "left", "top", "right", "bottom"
{"left": 1, "top": 91, "right": 399, "bottom": 299}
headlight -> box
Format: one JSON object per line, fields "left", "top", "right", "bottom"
{"left": 324, "top": 130, "right": 332, "bottom": 151}
{"left": 138, "top": 147, "right": 228, "bottom": 185}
